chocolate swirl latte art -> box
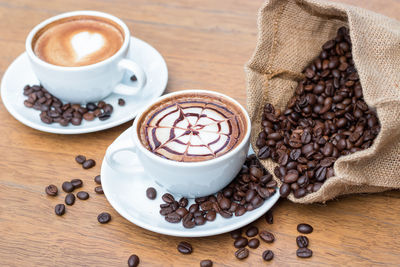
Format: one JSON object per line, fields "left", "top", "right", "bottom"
{"left": 138, "top": 93, "right": 247, "bottom": 162}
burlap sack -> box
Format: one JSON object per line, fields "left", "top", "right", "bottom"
{"left": 245, "top": 0, "right": 400, "bottom": 203}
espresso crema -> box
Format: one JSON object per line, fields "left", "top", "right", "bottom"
{"left": 138, "top": 92, "right": 247, "bottom": 162}
{"left": 32, "top": 15, "right": 124, "bottom": 67}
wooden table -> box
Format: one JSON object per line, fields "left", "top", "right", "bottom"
{"left": 1, "top": 0, "right": 399, "bottom": 266}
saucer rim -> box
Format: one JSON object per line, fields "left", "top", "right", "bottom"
{"left": 0, "top": 36, "right": 168, "bottom": 134}
{"left": 101, "top": 126, "right": 280, "bottom": 237}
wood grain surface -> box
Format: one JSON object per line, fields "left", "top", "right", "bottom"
{"left": 1, "top": 0, "right": 399, "bottom": 266}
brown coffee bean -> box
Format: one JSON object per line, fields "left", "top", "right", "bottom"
{"left": 94, "top": 175, "right": 101, "bottom": 184}
{"left": 83, "top": 112, "right": 95, "bottom": 121}
{"left": 70, "top": 179, "right": 83, "bottom": 189}
{"left": 45, "top": 184, "right": 58, "bottom": 196}
{"left": 259, "top": 231, "right": 275, "bottom": 243}
{"left": 235, "top": 247, "right": 249, "bottom": 260}
{"left": 182, "top": 213, "right": 195, "bottom": 228}
{"left": 297, "top": 223, "right": 313, "bottom": 234}
{"left": 246, "top": 226, "right": 259, "bottom": 237}
{"left": 205, "top": 210, "right": 216, "bottom": 221}
{"left": 200, "top": 259, "right": 213, "bottom": 267}
{"left": 165, "top": 212, "right": 182, "bottom": 223}
{"left": 248, "top": 238, "right": 260, "bottom": 249}
{"left": 128, "top": 254, "right": 140, "bottom": 267}
{"left": 75, "top": 155, "right": 86, "bottom": 164}
{"left": 97, "top": 212, "right": 111, "bottom": 224}
{"left": 55, "top": 204, "right": 65, "bottom": 216}
{"left": 297, "top": 247, "right": 313, "bottom": 258}
{"left": 265, "top": 210, "right": 273, "bottom": 224}
{"left": 177, "top": 241, "right": 193, "bottom": 254}
{"left": 62, "top": 181, "right": 74, "bottom": 193}
{"left": 234, "top": 237, "right": 248, "bottom": 248}
{"left": 77, "top": 191, "right": 89, "bottom": 200}
{"left": 94, "top": 186, "right": 104, "bottom": 194}
{"left": 279, "top": 183, "right": 291, "bottom": 198}
{"left": 82, "top": 159, "right": 96, "bottom": 169}
{"left": 118, "top": 98, "right": 126, "bottom": 106}
{"left": 146, "top": 187, "right": 157, "bottom": 199}
{"left": 179, "top": 197, "right": 188, "bottom": 207}
{"left": 262, "top": 250, "right": 274, "bottom": 261}
{"left": 65, "top": 193, "right": 75, "bottom": 206}
{"left": 162, "top": 193, "right": 175, "bottom": 203}
{"left": 296, "top": 235, "right": 309, "bottom": 248}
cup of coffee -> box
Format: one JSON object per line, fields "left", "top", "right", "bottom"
{"left": 26, "top": 10, "right": 146, "bottom": 103}
{"left": 106, "top": 90, "right": 251, "bottom": 197}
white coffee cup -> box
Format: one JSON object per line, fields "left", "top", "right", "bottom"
{"left": 105, "top": 90, "right": 251, "bottom": 198}
{"left": 25, "top": 10, "right": 146, "bottom": 104}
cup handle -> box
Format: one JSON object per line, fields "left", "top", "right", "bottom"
{"left": 113, "top": 58, "right": 147, "bottom": 96}
{"left": 105, "top": 138, "right": 144, "bottom": 173}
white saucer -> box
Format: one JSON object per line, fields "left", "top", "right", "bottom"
{"left": 0, "top": 37, "right": 168, "bottom": 134}
{"left": 101, "top": 127, "right": 280, "bottom": 237}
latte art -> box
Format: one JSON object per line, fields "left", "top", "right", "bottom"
{"left": 32, "top": 16, "right": 124, "bottom": 67}
{"left": 139, "top": 93, "right": 247, "bottom": 162}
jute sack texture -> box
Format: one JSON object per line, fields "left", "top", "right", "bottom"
{"left": 245, "top": 0, "right": 400, "bottom": 203}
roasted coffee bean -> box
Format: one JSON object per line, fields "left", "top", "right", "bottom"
{"left": 165, "top": 212, "right": 182, "bottom": 223}
{"left": 83, "top": 112, "right": 95, "bottom": 121}
{"left": 94, "top": 175, "right": 101, "bottom": 184}
{"left": 127, "top": 254, "right": 140, "bottom": 267}
{"left": 246, "top": 226, "right": 259, "bottom": 237}
{"left": 200, "top": 259, "right": 213, "bottom": 267}
{"left": 235, "top": 206, "right": 246, "bottom": 216}
{"left": 248, "top": 238, "right": 260, "bottom": 249}
{"left": 97, "top": 212, "right": 111, "bottom": 224}
{"left": 82, "top": 159, "right": 96, "bottom": 169}
{"left": 99, "top": 113, "right": 111, "bottom": 121}
{"left": 194, "top": 215, "right": 206, "bottom": 225}
{"left": 297, "top": 247, "right": 313, "bottom": 258}
{"left": 265, "top": 210, "right": 273, "bottom": 224}
{"left": 70, "top": 179, "right": 83, "bottom": 189}
{"left": 77, "top": 191, "right": 89, "bottom": 200}
{"left": 297, "top": 223, "right": 313, "bottom": 234}
{"left": 75, "top": 155, "right": 86, "bottom": 164}
{"left": 62, "top": 181, "right": 74, "bottom": 193}
{"left": 178, "top": 197, "right": 188, "bottom": 207}
{"left": 205, "top": 210, "right": 216, "bottom": 221}
{"left": 176, "top": 207, "right": 189, "bottom": 218}
{"left": 177, "top": 241, "right": 193, "bottom": 254}
{"left": 94, "top": 186, "right": 104, "bottom": 194}
{"left": 230, "top": 229, "right": 242, "bottom": 240}
{"left": 234, "top": 237, "right": 248, "bottom": 248}
{"left": 262, "top": 250, "right": 274, "bottom": 261}
{"left": 296, "top": 235, "right": 309, "bottom": 248}
{"left": 259, "top": 231, "right": 275, "bottom": 243}
{"left": 235, "top": 247, "right": 249, "bottom": 260}
{"left": 200, "top": 201, "right": 214, "bottom": 211}
{"left": 86, "top": 102, "right": 97, "bottom": 111}
{"left": 162, "top": 193, "right": 175, "bottom": 203}
{"left": 55, "top": 204, "right": 65, "bottom": 216}
{"left": 118, "top": 98, "right": 126, "bottom": 106}
{"left": 188, "top": 204, "right": 199, "bottom": 213}
{"left": 146, "top": 187, "right": 157, "bottom": 199}
{"left": 182, "top": 213, "right": 195, "bottom": 228}
{"left": 45, "top": 184, "right": 58, "bottom": 196}
{"left": 294, "top": 188, "right": 307, "bottom": 198}
{"left": 65, "top": 193, "right": 75, "bottom": 206}
{"left": 220, "top": 210, "right": 233, "bottom": 218}
{"left": 279, "top": 183, "right": 291, "bottom": 198}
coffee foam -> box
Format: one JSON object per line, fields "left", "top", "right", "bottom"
{"left": 138, "top": 93, "right": 247, "bottom": 162}
{"left": 32, "top": 16, "right": 124, "bottom": 67}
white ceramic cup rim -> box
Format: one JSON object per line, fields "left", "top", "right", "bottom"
{"left": 25, "top": 10, "right": 130, "bottom": 72}
{"left": 132, "top": 89, "right": 251, "bottom": 167}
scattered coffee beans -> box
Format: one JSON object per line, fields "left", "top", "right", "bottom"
{"left": 94, "top": 186, "right": 104, "bottom": 194}
{"left": 62, "top": 181, "right": 74, "bottom": 193}
{"left": 234, "top": 247, "right": 249, "bottom": 260}
{"left": 118, "top": 98, "right": 126, "bottom": 106}
{"left": 75, "top": 155, "right": 86, "bottom": 164}
{"left": 296, "top": 247, "right": 313, "bottom": 258}
{"left": 246, "top": 226, "right": 259, "bottom": 237}
{"left": 128, "top": 254, "right": 140, "bottom": 267}
{"left": 158, "top": 155, "right": 276, "bottom": 228}
{"left": 146, "top": 187, "right": 157, "bottom": 200}
{"left": 248, "top": 238, "right": 260, "bottom": 249}
{"left": 297, "top": 223, "right": 313, "bottom": 234}
{"left": 82, "top": 159, "right": 96, "bottom": 169}
{"left": 65, "top": 193, "right": 75, "bottom": 206}
{"left": 45, "top": 184, "right": 58, "bottom": 196}
{"left": 296, "top": 236, "right": 309, "bottom": 248}
{"left": 94, "top": 175, "right": 101, "bottom": 184}
{"left": 262, "top": 250, "right": 274, "bottom": 261}
{"left": 200, "top": 259, "right": 213, "bottom": 267}
{"left": 71, "top": 179, "right": 83, "bottom": 188}
{"left": 23, "top": 85, "right": 115, "bottom": 126}
{"left": 259, "top": 230, "right": 275, "bottom": 243}
{"left": 77, "top": 191, "right": 89, "bottom": 200}
{"left": 97, "top": 212, "right": 111, "bottom": 224}
{"left": 256, "top": 27, "right": 380, "bottom": 198}
{"left": 177, "top": 241, "right": 193, "bottom": 254}
{"left": 55, "top": 204, "right": 65, "bottom": 216}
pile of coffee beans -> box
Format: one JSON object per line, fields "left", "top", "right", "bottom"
{"left": 157, "top": 154, "right": 276, "bottom": 228}
{"left": 255, "top": 27, "right": 380, "bottom": 198}
{"left": 296, "top": 223, "right": 313, "bottom": 258}
{"left": 23, "top": 84, "right": 118, "bottom": 126}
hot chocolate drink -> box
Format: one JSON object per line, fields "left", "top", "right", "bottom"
{"left": 138, "top": 92, "right": 247, "bottom": 162}
{"left": 32, "top": 15, "right": 124, "bottom": 67}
